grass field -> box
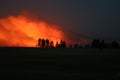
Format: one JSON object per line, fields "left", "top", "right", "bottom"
{"left": 0, "top": 47, "right": 120, "bottom": 80}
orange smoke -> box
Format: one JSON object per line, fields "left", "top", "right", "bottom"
{"left": 0, "top": 14, "right": 64, "bottom": 47}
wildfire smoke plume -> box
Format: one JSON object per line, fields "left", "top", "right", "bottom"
{"left": 0, "top": 13, "right": 64, "bottom": 47}
{"left": 0, "top": 13, "right": 90, "bottom": 47}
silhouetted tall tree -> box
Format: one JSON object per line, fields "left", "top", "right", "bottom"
{"left": 56, "top": 42, "right": 59, "bottom": 48}
{"left": 59, "top": 40, "right": 63, "bottom": 48}
{"left": 62, "top": 41, "right": 66, "bottom": 48}
{"left": 42, "top": 39, "right": 45, "bottom": 48}
{"left": 37, "top": 38, "right": 41, "bottom": 47}
{"left": 59, "top": 40, "right": 66, "bottom": 48}
{"left": 45, "top": 39, "right": 49, "bottom": 48}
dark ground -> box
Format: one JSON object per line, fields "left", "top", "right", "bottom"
{"left": 0, "top": 47, "right": 120, "bottom": 80}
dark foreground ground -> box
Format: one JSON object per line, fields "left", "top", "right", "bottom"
{"left": 0, "top": 47, "right": 120, "bottom": 80}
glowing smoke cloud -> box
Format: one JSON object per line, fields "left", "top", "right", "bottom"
{"left": 0, "top": 14, "right": 64, "bottom": 47}
{"left": 0, "top": 13, "right": 90, "bottom": 47}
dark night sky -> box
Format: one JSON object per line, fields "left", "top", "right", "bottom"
{"left": 0, "top": 0, "right": 120, "bottom": 41}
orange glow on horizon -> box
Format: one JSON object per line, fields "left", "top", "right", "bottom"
{"left": 0, "top": 14, "right": 64, "bottom": 47}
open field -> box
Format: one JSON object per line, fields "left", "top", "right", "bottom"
{"left": 0, "top": 47, "right": 120, "bottom": 80}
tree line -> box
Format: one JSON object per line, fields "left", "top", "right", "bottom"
{"left": 36, "top": 38, "right": 66, "bottom": 48}
{"left": 91, "top": 39, "right": 119, "bottom": 48}
{"left": 37, "top": 38, "right": 120, "bottom": 48}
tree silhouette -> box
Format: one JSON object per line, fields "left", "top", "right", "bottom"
{"left": 41, "top": 39, "right": 45, "bottom": 48}
{"left": 55, "top": 42, "right": 59, "bottom": 48}
{"left": 91, "top": 39, "right": 101, "bottom": 48}
{"left": 59, "top": 40, "right": 66, "bottom": 48}
{"left": 63, "top": 41, "right": 66, "bottom": 48}
{"left": 111, "top": 41, "right": 119, "bottom": 48}
{"left": 37, "top": 38, "right": 120, "bottom": 49}
{"left": 74, "top": 44, "right": 78, "bottom": 48}
{"left": 45, "top": 39, "right": 49, "bottom": 48}
{"left": 59, "top": 40, "right": 63, "bottom": 48}
{"left": 37, "top": 38, "right": 41, "bottom": 47}
{"left": 100, "top": 40, "right": 106, "bottom": 48}
{"left": 50, "top": 41, "right": 54, "bottom": 48}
